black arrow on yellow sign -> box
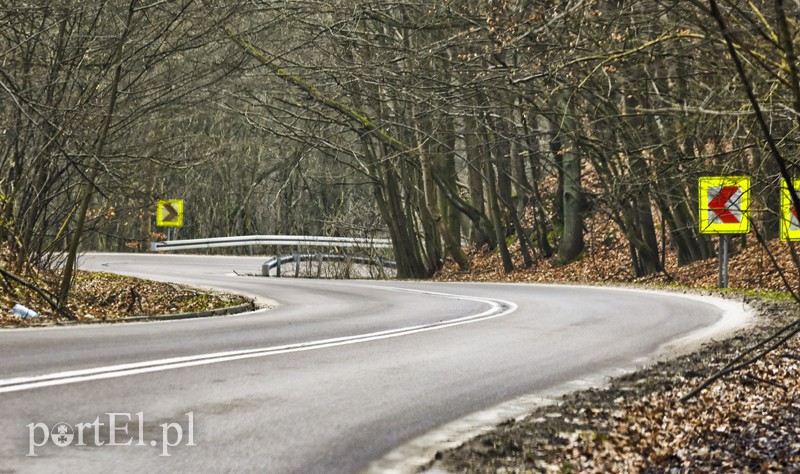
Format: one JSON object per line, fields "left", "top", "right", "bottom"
{"left": 162, "top": 203, "right": 179, "bottom": 222}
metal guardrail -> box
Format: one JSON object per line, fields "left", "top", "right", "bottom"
{"left": 150, "top": 235, "right": 393, "bottom": 252}
{"left": 262, "top": 253, "right": 397, "bottom": 277}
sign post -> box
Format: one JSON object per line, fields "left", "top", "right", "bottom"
{"left": 717, "top": 234, "right": 729, "bottom": 288}
{"left": 780, "top": 179, "right": 800, "bottom": 242}
{"left": 699, "top": 176, "right": 750, "bottom": 288}
{"left": 156, "top": 200, "right": 184, "bottom": 241}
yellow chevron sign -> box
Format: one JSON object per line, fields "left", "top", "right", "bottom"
{"left": 698, "top": 176, "right": 750, "bottom": 234}
{"left": 780, "top": 180, "right": 800, "bottom": 242}
{"left": 156, "top": 200, "right": 183, "bottom": 227}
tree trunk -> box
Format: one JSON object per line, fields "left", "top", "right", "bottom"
{"left": 485, "top": 155, "right": 514, "bottom": 273}
{"left": 464, "top": 114, "right": 494, "bottom": 247}
{"left": 556, "top": 142, "right": 584, "bottom": 265}
{"left": 58, "top": 1, "right": 136, "bottom": 305}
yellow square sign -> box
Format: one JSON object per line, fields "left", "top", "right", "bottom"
{"left": 156, "top": 199, "right": 184, "bottom": 227}
{"left": 698, "top": 176, "right": 750, "bottom": 234}
{"left": 780, "top": 180, "right": 800, "bottom": 242}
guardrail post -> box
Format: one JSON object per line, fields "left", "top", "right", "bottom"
{"left": 293, "top": 251, "right": 300, "bottom": 278}
{"left": 276, "top": 256, "right": 282, "bottom": 278}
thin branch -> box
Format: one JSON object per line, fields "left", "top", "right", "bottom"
{"left": 709, "top": 0, "right": 800, "bottom": 220}
{"left": 680, "top": 318, "right": 800, "bottom": 402}
{"left": 752, "top": 223, "right": 800, "bottom": 303}
{"left": 0, "top": 266, "right": 76, "bottom": 320}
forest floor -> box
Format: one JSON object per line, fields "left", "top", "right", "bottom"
{"left": 429, "top": 217, "right": 800, "bottom": 473}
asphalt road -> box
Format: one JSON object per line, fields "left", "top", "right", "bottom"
{"left": 0, "top": 254, "right": 747, "bottom": 473}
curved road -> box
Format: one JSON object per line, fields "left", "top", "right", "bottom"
{"left": 0, "top": 254, "right": 747, "bottom": 473}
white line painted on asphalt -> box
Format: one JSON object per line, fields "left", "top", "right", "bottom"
{"left": 0, "top": 287, "right": 517, "bottom": 394}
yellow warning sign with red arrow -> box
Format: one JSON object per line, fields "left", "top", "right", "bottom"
{"left": 156, "top": 200, "right": 184, "bottom": 227}
{"left": 698, "top": 176, "right": 750, "bottom": 234}
{"left": 780, "top": 180, "right": 800, "bottom": 242}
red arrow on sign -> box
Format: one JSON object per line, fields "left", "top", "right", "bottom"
{"left": 708, "top": 186, "right": 741, "bottom": 224}
{"left": 162, "top": 203, "right": 179, "bottom": 222}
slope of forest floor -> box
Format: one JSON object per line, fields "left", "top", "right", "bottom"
{"left": 429, "top": 218, "right": 800, "bottom": 473}
{"left": 436, "top": 216, "right": 799, "bottom": 295}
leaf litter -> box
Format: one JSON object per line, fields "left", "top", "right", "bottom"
{"left": 0, "top": 247, "right": 252, "bottom": 327}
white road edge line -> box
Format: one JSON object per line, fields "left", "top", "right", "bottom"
{"left": 0, "top": 287, "right": 517, "bottom": 394}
